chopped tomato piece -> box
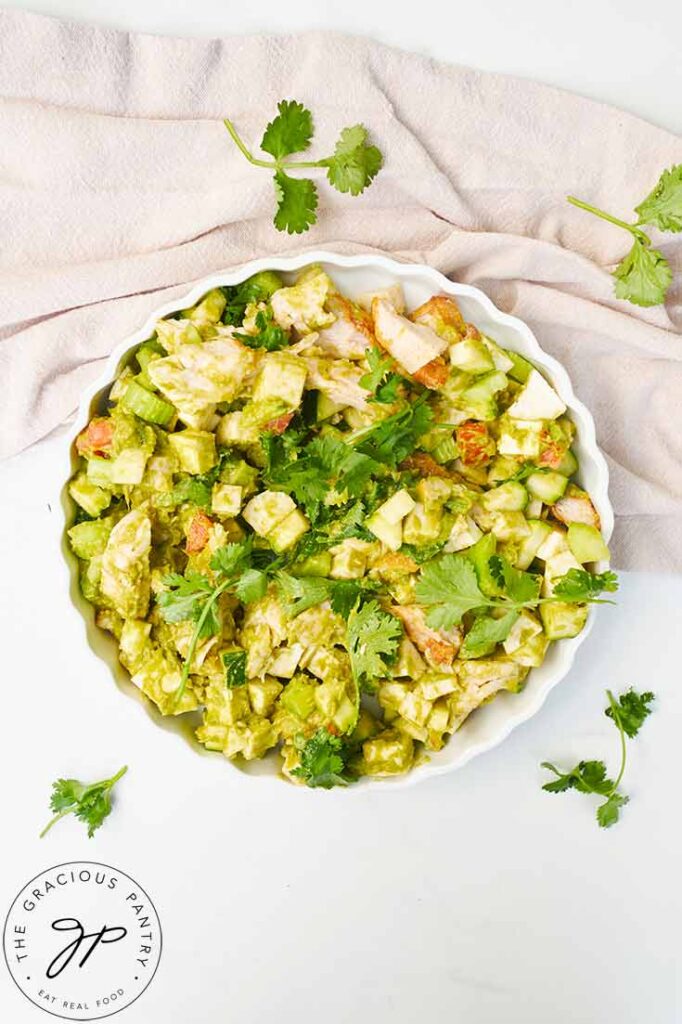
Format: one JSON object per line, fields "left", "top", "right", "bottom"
{"left": 412, "top": 357, "right": 448, "bottom": 389}
{"left": 76, "top": 417, "right": 114, "bottom": 457}
{"left": 456, "top": 420, "right": 495, "bottom": 467}
{"left": 263, "top": 411, "right": 294, "bottom": 435}
{"left": 186, "top": 511, "right": 214, "bottom": 554}
{"left": 538, "top": 430, "right": 567, "bottom": 469}
{"left": 399, "top": 452, "right": 451, "bottom": 478}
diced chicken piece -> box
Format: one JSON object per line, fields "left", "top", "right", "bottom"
{"left": 410, "top": 294, "right": 466, "bottom": 341}
{"left": 456, "top": 420, "right": 495, "bottom": 467}
{"left": 76, "top": 417, "right": 114, "bottom": 457}
{"left": 412, "top": 357, "right": 449, "bottom": 389}
{"left": 315, "top": 294, "right": 375, "bottom": 359}
{"left": 186, "top": 511, "right": 214, "bottom": 554}
{"left": 399, "top": 452, "right": 451, "bottom": 478}
{"left": 270, "top": 266, "right": 335, "bottom": 335}
{"left": 391, "top": 604, "right": 460, "bottom": 667}
{"left": 358, "top": 284, "right": 406, "bottom": 313}
{"left": 304, "top": 357, "right": 370, "bottom": 410}
{"left": 372, "top": 298, "right": 448, "bottom": 376}
{"left": 551, "top": 488, "right": 601, "bottom": 530}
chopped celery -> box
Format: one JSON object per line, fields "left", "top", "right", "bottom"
{"left": 121, "top": 380, "right": 176, "bottom": 426}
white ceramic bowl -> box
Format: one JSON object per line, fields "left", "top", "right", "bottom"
{"left": 61, "top": 251, "right": 613, "bottom": 790}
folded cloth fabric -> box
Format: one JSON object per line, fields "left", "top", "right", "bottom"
{"left": 0, "top": 10, "right": 680, "bottom": 569}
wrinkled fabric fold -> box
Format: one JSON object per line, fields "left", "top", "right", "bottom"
{"left": 0, "top": 10, "right": 680, "bottom": 569}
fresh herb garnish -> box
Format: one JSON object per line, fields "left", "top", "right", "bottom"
{"left": 234, "top": 308, "right": 290, "bottom": 351}
{"left": 416, "top": 553, "right": 617, "bottom": 636}
{"left": 275, "top": 572, "right": 378, "bottom": 620}
{"left": 222, "top": 650, "right": 247, "bottom": 688}
{"left": 40, "top": 766, "right": 128, "bottom": 839}
{"left": 158, "top": 538, "right": 271, "bottom": 703}
{"left": 347, "top": 599, "right": 402, "bottom": 691}
{"left": 359, "top": 347, "right": 405, "bottom": 404}
{"left": 567, "top": 164, "right": 682, "bottom": 307}
{"left": 542, "top": 688, "right": 654, "bottom": 827}
{"left": 224, "top": 100, "right": 382, "bottom": 234}
{"left": 291, "top": 729, "right": 353, "bottom": 788}
{"left": 353, "top": 396, "right": 434, "bottom": 467}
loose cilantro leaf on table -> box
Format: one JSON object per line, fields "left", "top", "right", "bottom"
{"left": 541, "top": 688, "right": 655, "bottom": 828}
{"left": 40, "top": 766, "right": 128, "bottom": 839}
{"left": 291, "top": 729, "right": 353, "bottom": 789}
{"left": 567, "top": 163, "right": 682, "bottom": 307}
{"left": 223, "top": 100, "right": 382, "bottom": 234}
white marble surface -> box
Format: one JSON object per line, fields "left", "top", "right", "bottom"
{"left": 1, "top": 3, "right": 680, "bottom": 1021}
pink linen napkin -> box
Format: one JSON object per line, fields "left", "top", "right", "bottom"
{"left": 0, "top": 10, "right": 680, "bottom": 569}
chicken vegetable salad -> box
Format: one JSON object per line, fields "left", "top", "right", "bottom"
{"left": 67, "top": 265, "right": 616, "bottom": 787}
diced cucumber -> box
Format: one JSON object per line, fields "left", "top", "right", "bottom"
{"left": 554, "top": 449, "right": 579, "bottom": 477}
{"left": 243, "top": 270, "right": 284, "bottom": 301}
{"left": 539, "top": 602, "right": 588, "bottom": 640}
{"left": 402, "top": 503, "right": 441, "bottom": 546}
{"left": 267, "top": 509, "right": 310, "bottom": 552}
{"left": 181, "top": 287, "right": 227, "bottom": 323}
{"left": 377, "top": 489, "right": 416, "bottom": 524}
{"left": 444, "top": 514, "right": 483, "bottom": 552}
{"left": 121, "top": 380, "right": 175, "bottom": 426}
{"left": 526, "top": 471, "right": 568, "bottom": 503}
{"left": 515, "top": 520, "right": 552, "bottom": 570}
{"left": 567, "top": 523, "right": 610, "bottom": 563}
{"left": 481, "top": 481, "right": 528, "bottom": 512}
{"left": 168, "top": 430, "right": 217, "bottom": 475}
{"left": 295, "top": 552, "right": 333, "bottom": 577}
{"left": 281, "top": 676, "right": 317, "bottom": 720}
{"left": 415, "top": 477, "right": 451, "bottom": 510}
{"left": 366, "top": 512, "right": 402, "bottom": 551}
{"left": 480, "top": 337, "right": 515, "bottom": 373}
{"left": 243, "top": 491, "right": 296, "bottom": 536}
{"left": 458, "top": 370, "right": 508, "bottom": 421}
{"left": 69, "top": 473, "right": 112, "bottom": 517}
{"left": 487, "top": 456, "right": 523, "bottom": 484}
{"left": 449, "top": 337, "right": 494, "bottom": 373}
{"left": 111, "top": 449, "right": 149, "bottom": 485}
{"left": 490, "top": 511, "right": 531, "bottom": 543}
{"left": 467, "top": 533, "right": 501, "bottom": 597}
{"left": 317, "top": 392, "right": 344, "bottom": 421}
{"left": 211, "top": 483, "right": 243, "bottom": 517}
{"left": 330, "top": 539, "right": 370, "bottom": 579}
{"left": 526, "top": 498, "right": 543, "bottom": 518}
{"left": 67, "top": 518, "right": 114, "bottom": 559}
{"left": 505, "top": 349, "right": 534, "bottom": 384}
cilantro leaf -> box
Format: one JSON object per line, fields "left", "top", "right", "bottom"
{"left": 235, "top": 309, "right": 289, "bottom": 351}
{"left": 635, "top": 164, "right": 682, "bottom": 232}
{"left": 488, "top": 555, "right": 541, "bottom": 604}
{"left": 596, "top": 792, "right": 629, "bottom": 828}
{"left": 613, "top": 238, "right": 672, "bottom": 308}
{"left": 541, "top": 760, "right": 614, "bottom": 796}
{"left": 276, "top": 572, "right": 331, "bottom": 616}
{"left": 261, "top": 100, "right": 313, "bottom": 160}
{"left": 347, "top": 600, "right": 402, "bottom": 688}
{"left": 359, "top": 347, "right": 404, "bottom": 404}
{"left": 157, "top": 572, "right": 218, "bottom": 636}
{"left": 356, "top": 396, "right": 434, "bottom": 466}
{"left": 329, "top": 580, "right": 371, "bottom": 620}
{"left": 460, "top": 610, "right": 519, "bottom": 659}
{"left": 291, "top": 729, "right": 352, "bottom": 789}
{"left": 552, "top": 569, "right": 619, "bottom": 602}
{"left": 210, "top": 539, "right": 253, "bottom": 579}
{"left": 273, "top": 171, "right": 318, "bottom": 234}
{"left": 41, "top": 766, "right": 127, "bottom": 839}
{"left": 416, "top": 553, "right": 486, "bottom": 630}
{"left": 222, "top": 650, "right": 247, "bottom": 688}
{"left": 234, "top": 568, "right": 269, "bottom": 604}
{"left": 605, "top": 688, "right": 655, "bottom": 739}
{"left": 325, "top": 125, "right": 383, "bottom": 196}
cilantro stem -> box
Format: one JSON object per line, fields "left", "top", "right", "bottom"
{"left": 567, "top": 196, "right": 650, "bottom": 245}
{"left": 222, "top": 119, "right": 327, "bottom": 172}
{"left": 39, "top": 807, "right": 73, "bottom": 839}
{"left": 605, "top": 690, "right": 627, "bottom": 794}
{"left": 173, "top": 578, "right": 233, "bottom": 705}
{"left": 222, "top": 120, "right": 276, "bottom": 169}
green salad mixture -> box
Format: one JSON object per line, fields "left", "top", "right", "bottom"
{"left": 67, "top": 265, "right": 616, "bottom": 786}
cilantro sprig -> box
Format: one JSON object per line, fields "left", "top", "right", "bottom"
{"left": 291, "top": 729, "right": 354, "bottom": 789}
{"left": 158, "top": 538, "right": 274, "bottom": 704}
{"left": 416, "top": 552, "right": 618, "bottom": 642}
{"left": 542, "top": 688, "right": 654, "bottom": 828}
{"left": 40, "top": 766, "right": 128, "bottom": 839}
{"left": 347, "top": 599, "right": 402, "bottom": 691}
{"left": 223, "top": 100, "right": 382, "bottom": 234}
{"left": 359, "top": 347, "right": 405, "bottom": 404}
{"left": 567, "top": 164, "right": 682, "bottom": 307}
